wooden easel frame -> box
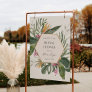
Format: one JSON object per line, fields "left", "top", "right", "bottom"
{"left": 25, "top": 10, "right": 75, "bottom": 92}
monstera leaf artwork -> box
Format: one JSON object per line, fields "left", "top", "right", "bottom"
{"left": 30, "top": 16, "right": 70, "bottom": 81}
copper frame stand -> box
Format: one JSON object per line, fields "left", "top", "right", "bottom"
{"left": 25, "top": 10, "right": 75, "bottom": 92}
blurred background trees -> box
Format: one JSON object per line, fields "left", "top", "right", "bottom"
{"left": 71, "top": 44, "right": 92, "bottom": 71}
{"left": 4, "top": 24, "right": 30, "bottom": 42}
{"left": 0, "top": 37, "right": 3, "bottom": 43}
{"left": 80, "top": 49, "right": 92, "bottom": 71}
{"left": 2, "top": 4, "right": 92, "bottom": 44}
{"left": 81, "top": 4, "right": 92, "bottom": 44}
{"left": 70, "top": 4, "right": 92, "bottom": 71}
{"left": 71, "top": 4, "right": 92, "bottom": 44}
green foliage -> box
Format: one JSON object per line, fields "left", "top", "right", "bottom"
{"left": 37, "top": 18, "right": 47, "bottom": 34}
{"left": 70, "top": 47, "right": 92, "bottom": 70}
{"left": 30, "top": 18, "right": 47, "bottom": 37}
{"left": 80, "top": 49, "right": 92, "bottom": 71}
{"left": 58, "top": 62, "right": 65, "bottom": 79}
{"left": 0, "top": 73, "right": 8, "bottom": 87}
{"left": 30, "top": 44, "right": 36, "bottom": 55}
{"left": 30, "top": 36, "right": 38, "bottom": 44}
{"left": 44, "top": 26, "right": 61, "bottom": 34}
{"left": 59, "top": 32, "right": 69, "bottom": 57}
{"left": 41, "top": 63, "right": 58, "bottom": 74}
{"left": 70, "top": 51, "right": 81, "bottom": 67}
{"left": 59, "top": 57, "right": 70, "bottom": 72}
{"left": 41, "top": 64, "right": 50, "bottom": 74}
{"left": 59, "top": 57, "right": 70, "bottom": 68}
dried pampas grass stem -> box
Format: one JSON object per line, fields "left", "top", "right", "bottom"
{"left": 0, "top": 40, "right": 25, "bottom": 79}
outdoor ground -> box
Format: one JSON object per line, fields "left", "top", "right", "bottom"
{"left": 0, "top": 72, "right": 92, "bottom": 92}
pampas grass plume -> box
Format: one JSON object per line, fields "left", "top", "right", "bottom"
{"left": 0, "top": 40, "right": 25, "bottom": 79}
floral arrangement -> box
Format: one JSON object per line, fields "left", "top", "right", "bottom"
{"left": 0, "top": 40, "right": 25, "bottom": 86}
{"left": 30, "top": 18, "right": 70, "bottom": 79}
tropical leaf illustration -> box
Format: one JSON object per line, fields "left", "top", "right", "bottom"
{"left": 30, "top": 17, "right": 70, "bottom": 80}
{"left": 59, "top": 32, "right": 70, "bottom": 57}
{"left": 30, "top": 44, "right": 36, "bottom": 55}
{"left": 41, "top": 64, "right": 49, "bottom": 74}
{"left": 59, "top": 62, "right": 65, "bottom": 79}
{"left": 41, "top": 63, "right": 52, "bottom": 74}
{"left": 30, "top": 18, "right": 61, "bottom": 55}
{"left": 59, "top": 57, "right": 70, "bottom": 72}
{"left": 41, "top": 63, "right": 58, "bottom": 75}
{"left": 30, "top": 18, "right": 47, "bottom": 37}
{"left": 30, "top": 36, "right": 38, "bottom": 44}
{"left": 44, "top": 26, "right": 61, "bottom": 34}
{"left": 59, "top": 57, "right": 70, "bottom": 69}
{"left": 65, "top": 68, "right": 70, "bottom": 72}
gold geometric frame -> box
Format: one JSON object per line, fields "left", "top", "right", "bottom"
{"left": 25, "top": 10, "right": 75, "bottom": 92}
{"left": 35, "top": 34, "right": 64, "bottom": 63}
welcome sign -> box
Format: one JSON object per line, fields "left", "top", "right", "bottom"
{"left": 35, "top": 34, "right": 64, "bottom": 63}
{"left": 30, "top": 16, "right": 70, "bottom": 81}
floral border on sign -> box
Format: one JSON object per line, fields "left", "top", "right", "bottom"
{"left": 30, "top": 18, "right": 70, "bottom": 79}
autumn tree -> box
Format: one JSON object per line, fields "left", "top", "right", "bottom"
{"left": 4, "top": 24, "right": 30, "bottom": 42}
{"left": 0, "top": 36, "right": 3, "bottom": 43}
{"left": 17, "top": 24, "right": 30, "bottom": 42}
{"left": 18, "top": 26, "right": 25, "bottom": 41}
{"left": 81, "top": 4, "right": 92, "bottom": 43}
{"left": 71, "top": 5, "right": 92, "bottom": 44}
{"left": 80, "top": 49, "right": 92, "bottom": 71}
{"left": 11, "top": 31, "right": 18, "bottom": 42}
{"left": 4, "top": 30, "right": 12, "bottom": 41}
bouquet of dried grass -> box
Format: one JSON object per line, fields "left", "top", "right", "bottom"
{"left": 0, "top": 40, "right": 25, "bottom": 87}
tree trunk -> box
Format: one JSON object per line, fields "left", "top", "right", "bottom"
{"left": 89, "top": 66, "right": 90, "bottom": 71}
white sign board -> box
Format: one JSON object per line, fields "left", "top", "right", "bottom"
{"left": 30, "top": 16, "right": 70, "bottom": 81}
